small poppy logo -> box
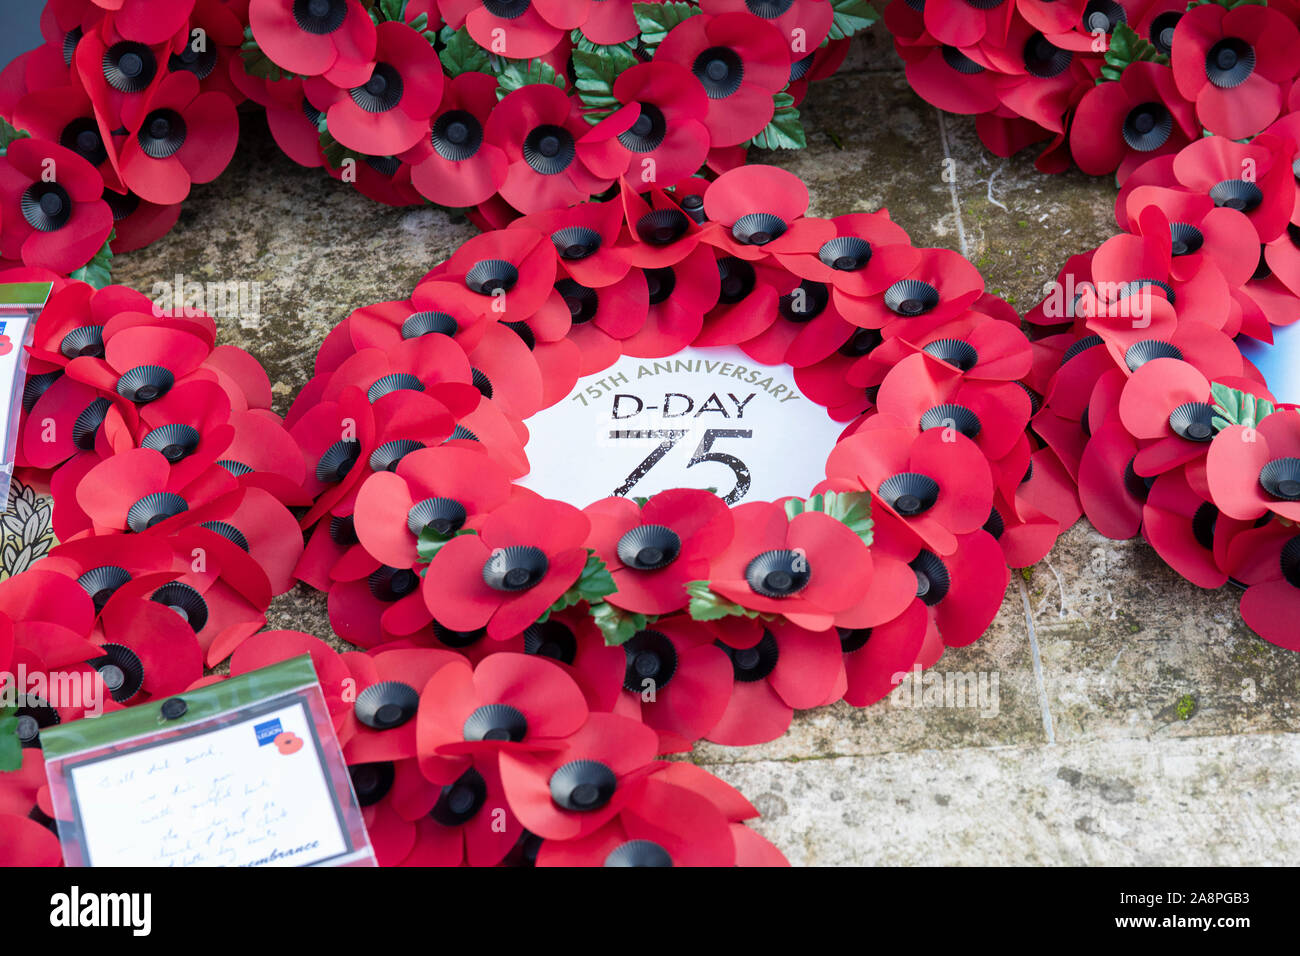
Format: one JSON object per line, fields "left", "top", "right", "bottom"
{"left": 273, "top": 731, "right": 303, "bottom": 755}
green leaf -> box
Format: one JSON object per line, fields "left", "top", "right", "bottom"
{"left": 0, "top": 714, "right": 21, "bottom": 773}
{"left": 0, "top": 117, "right": 30, "bottom": 154}
{"left": 571, "top": 29, "right": 639, "bottom": 57}
{"left": 685, "top": 580, "right": 771, "bottom": 623}
{"left": 1209, "top": 381, "right": 1276, "bottom": 431}
{"left": 495, "top": 57, "right": 566, "bottom": 100}
{"left": 785, "top": 489, "right": 873, "bottom": 546}
{"left": 439, "top": 26, "right": 493, "bottom": 75}
{"left": 1186, "top": 0, "right": 1265, "bottom": 9}
{"left": 240, "top": 27, "right": 296, "bottom": 81}
{"left": 369, "top": 0, "right": 408, "bottom": 22}
{"left": 573, "top": 47, "right": 640, "bottom": 123}
{"left": 319, "top": 128, "right": 365, "bottom": 171}
{"left": 631, "top": 496, "right": 650, "bottom": 507}
{"left": 1097, "top": 22, "right": 1169, "bottom": 85}
{"left": 826, "top": 0, "right": 879, "bottom": 42}
{"left": 417, "top": 527, "right": 478, "bottom": 564}
{"left": 542, "top": 550, "right": 617, "bottom": 619}
{"left": 747, "top": 92, "right": 807, "bottom": 151}
{"left": 589, "top": 602, "right": 651, "bottom": 646}
{"left": 69, "top": 234, "right": 115, "bottom": 289}
{"left": 633, "top": 1, "right": 700, "bottom": 52}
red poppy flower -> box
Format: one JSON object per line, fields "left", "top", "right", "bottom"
{"left": 826, "top": 414, "right": 994, "bottom": 556}
{"left": 60, "top": 314, "right": 212, "bottom": 416}
{"left": 1139, "top": 467, "right": 1235, "bottom": 590}
{"left": 701, "top": 165, "right": 835, "bottom": 263}
{"left": 304, "top": 20, "right": 442, "bottom": 156}
{"left": 534, "top": 767, "right": 742, "bottom": 866}
{"left": 1207, "top": 408, "right": 1300, "bottom": 523}
{"left": 1120, "top": 358, "right": 1275, "bottom": 477}
{"left": 655, "top": 12, "right": 792, "bottom": 147}
{"left": 832, "top": 593, "right": 929, "bottom": 706}
{"left": 584, "top": 488, "right": 733, "bottom": 614}
{"left": 12, "top": 82, "right": 123, "bottom": 192}
{"left": 1070, "top": 61, "right": 1196, "bottom": 182}
{"left": 353, "top": 444, "right": 513, "bottom": 569}
{"left": 919, "top": 528, "right": 1009, "bottom": 648}
{"left": 706, "top": 616, "right": 844, "bottom": 745}
{"left": 422, "top": 495, "right": 591, "bottom": 640}
{"left": 118, "top": 71, "right": 239, "bottom": 205}
{"left": 1120, "top": 184, "right": 1260, "bottom": 290}
{"left": 401, "top": 72, "right": 507, "bottom": 208}
{"left": 547, "top": 267, "right": 651, "bottom": 374}
{"left": 391, "top": 752, "right": 523, "bottom": 867}
{"left": 0, "top": 567, "right": 100, "bottom": 670}
{"left": 91, "top": 570, "right": 205, "bottom": 697}
{"left": 416, "top": 652, "right": 587, "bottom": 770}
{"left": 320, "top": 332, "right": 482, "bottom": 419}
{"left": 1171, "top": 3, "right": 1299, "bottom": 141}
{"left": 72, "top": 19, "right": 169, "bottom": 133}
{"left": 619, "top": 242, "right": 721, "bottom": 358}
{"left": 339, "top": 647, "right": 462, "bottom": 764}
{"left": 705, "top": 499, "right": 873, "bottom": 630}
{"left": 921, "top": 0, "right": 1015, "bottom": 47}
{"left": 609, "top": 616, "right": 733, "bottom": 751}
{"left": 169, "top": 0, "right": 247, "bottom": 103}
{"left": 484, "top": 84, "right": 611, "bottom": 214}
{"left": 0, "top": 138, "right": 112, "bottom": 274}
{"left": 518, "top": 608, "right": 627, "bottom": 712}
{"left": 263, "top": 78, "right": 327, "bottom": 168}
{"left": 578, "top": 61, "right": 712, "bottom": 189}
{"left": 876, "top": 350, "right": 1035, "bottom": 461}
{"left": 74, "top": 447, "right": 236, "bottom": 535}
{"left": 1224, "top": 520, "right": 1300, "bottom": 651}
{"left": 844, "top": 247, "right": 986, "bottom": 338}
{"left": 515, "top": 195, "right": 630, "bottom": 293}
{"left": 897, "top": 35, "right": 1004, "bottom": 116}
{"left": 430, "top": 226, "right": 557, "bottom": 322}
{"left": 498, "top": 711, "right": 660, "bottom": 841}
{"left": 775, "top": 211, "right": 922, "bottom": 306}
{"left": 247, "top": 0, "right": 377, "bottom": 86}
{"left": 694, "top": 255, "right": 797, "bottom": 347}
{"left": 441, "top": 0, "right": 570, "bottom": 59}
{"left": 89, "top": 0, "right": 194, "bottom": 44}
{"left": 1168, "top": 133, "right": 1297, "bottom": 245}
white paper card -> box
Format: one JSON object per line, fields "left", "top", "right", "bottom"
{"left": 518, "top": 346, "right": 843, "bottom": 507}
{"left": 66, "top": 699, "right": 355, "bottom": 867}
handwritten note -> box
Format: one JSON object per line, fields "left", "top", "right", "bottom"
{"left": 66, "top": 700, "right": 356, "bottom": 867}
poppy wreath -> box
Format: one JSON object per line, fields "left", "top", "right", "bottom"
{"left": 0, "top": 0, "right": 879, "bottom": 281}
{"left": 1021, "top": 114, "right": 1300, "bottom": 651}
{"left": 0, "top": 161, "right": 1064, "bottom": 866}
{"left": 885, "top": 0, "right": 1300, "bottom": 181}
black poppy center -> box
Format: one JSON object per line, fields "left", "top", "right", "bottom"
{"left": 717, "top": 630, "right": 780, "bottom": 682}
{"left": 432, "top": 110, "right": 484, "bottom": 161}
{"left": 693, "top": 47, "right": 744, "bottom": 99}
{"left": 20, "top": 183, "right": 71, "bottom": 232}
{"left": 293, "top": 0, "right": 347, "bottom": 34}
{"left": 1121, "top": 102, "right": 1171, "bottom": 153}
{"left": 1169, "top": 222, "right": 1203, "bottom": 257}
{"left": 744, "top": 549, "right": 810, "bottom": 598}
{"left": 884, "top": 279, "right": 940, "bottom": 316}
{"left": 408, "top": 497, "right": 468, "bottom": 537}
{"left": 465, "top": 258, "right": 518, "bottom": 295}
{"left": 1206, "top": 37, "right": 1255, "bottom": 89}
{"left": 622, "top": 629, "right": 678, "bottom": 691}
{"left": 1150, "top": 12, "right": 1181, "bottom": 56}
{"left": 1082, "top": 0, "right": 1125, "bottom": 33}
{"left": 463, "top": 703, "right": 528, "bottom": 742}
{"left": 645, "top": 266, "right": 676, "bottom": 304}
{"left": 484, "top": 0, "right": 531, "bottom": 18}
{"left": 350, "top": 63, "right": 403, "bottom": 113}
{"left": 617, "top": 524, "right": 682, "bottom": 571}
{"left": 432, "top": 767, "right": 488, "bottom": 826}
{"left": 1259, "top": 458, "right": 1300, "bottom": 501}
{"left": 1281, "top": 537, "right": 1300, "bottom": 588}
{"left": 103, "top": 42, "right": 157, "bottom": 92}
{"left": 717, "top": 256, "right": 756, "bottom": 303}
{"left": 911, "top": 550, "right": 951, "bottom": 605}
{"left": 523, "top": 125, "right": 576, "bottom": 175}
{"left": 879, "top": 472, "right": 941, "bottom": 516}
{"left": 1209, "top": 179, "right": 1263, "bottom": 213}
{"left": 61, "top": 118, "right": 108, "bottom": 167}
{"left": 819, "top": 236, "right": 872, "bottom": 272}
{"left": 550, "top": 760, "right": 617, "bottom": 812}
{"left": 619, "top": 102, "right": 667, "bottom": 152}
{"left": 483, "top": 546, "right": 549, "bottom": 591}
{"left": 1168, "top": 402, "right": 1215, "bottom": 442}
{"left": 524, "top": 620, "right": 578, "bottom": 663}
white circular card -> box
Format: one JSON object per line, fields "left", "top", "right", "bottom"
{"left": 517, "top": 346, "right": 843, "bottom": 507}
